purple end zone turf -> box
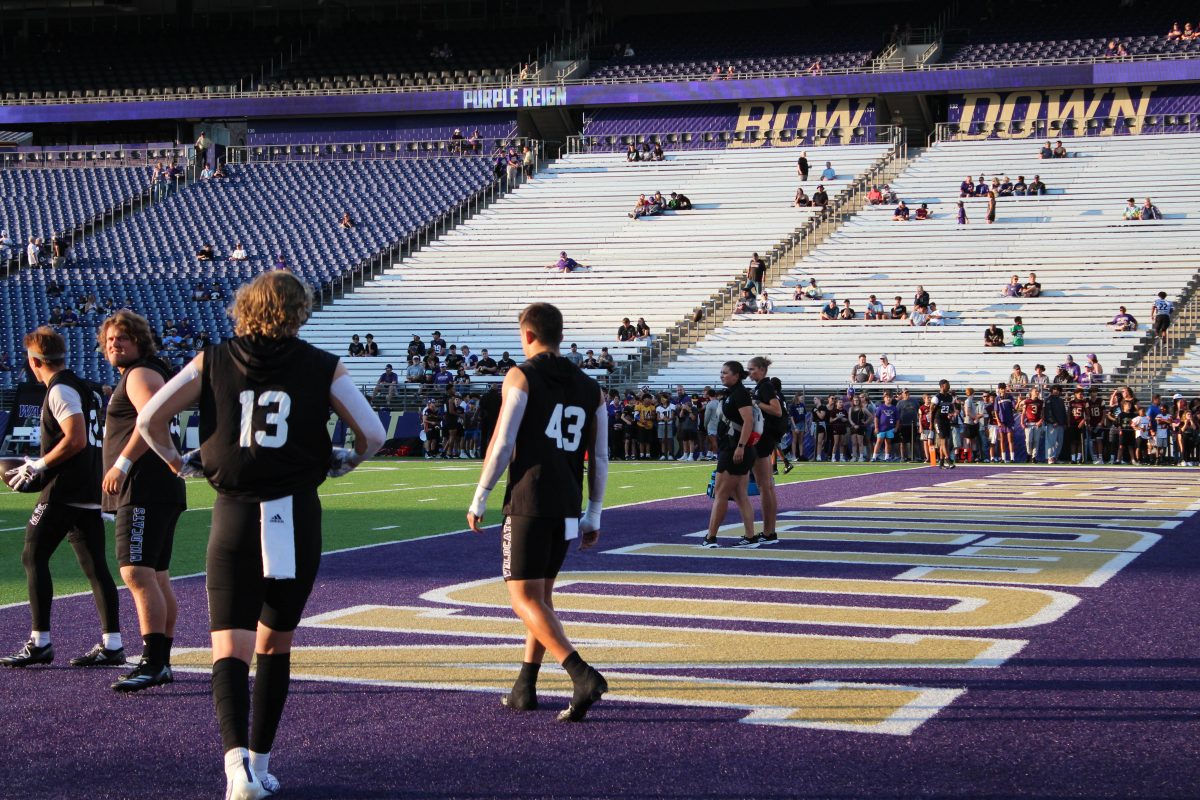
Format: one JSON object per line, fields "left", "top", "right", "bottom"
{"left": 0, "top": 467, "right": 1197, "bottom": 799}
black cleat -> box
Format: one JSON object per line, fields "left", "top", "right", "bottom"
{"left": 557, "top": 667, "right": 608, "bottom": 722}
{"left": 70, "top": 644, "right": 126, "bottom": 668}
{"left": 783, "top": 460, "right": 795, "bottom": 474}
{"left": 501, "top": 689, "right": 538, "bottom": 711}
{"left": 699, "top": 536, "right": 721, "bottom": 548}
{"left": 758, "top": 534, "right": 780, "bottom": 546}
{"left": 0, "top": 639, "right": 53, "bottom": 668}
{"left": 111, "top": 659, "right": 171, "bottom": 693}
{"left": 732, "top": 536, "right": 760, "bottom": 549}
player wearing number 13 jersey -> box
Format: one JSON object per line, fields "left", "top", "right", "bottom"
{"left": 468, "top": 303, "right": 610, "bottom": 723}
{"left": 0, "top": 326, "right": 124, "bottom": 670}
{"left": 136, "top": 272, "right": 385, "bottom": 800}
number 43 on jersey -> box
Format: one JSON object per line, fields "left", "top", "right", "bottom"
{"left": 545, "top": 403, "right": 586, "bottom": 452}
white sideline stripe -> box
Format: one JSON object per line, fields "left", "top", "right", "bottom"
{"left": 0, "top": 465, "right": 921, "bottom": 613}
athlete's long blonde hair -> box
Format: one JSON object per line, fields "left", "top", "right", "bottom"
{"left": 229, "top": 271, "right": 312, "bottom": 339}
{"left": 97, "top": 309, "right": 157, "bottom": 357}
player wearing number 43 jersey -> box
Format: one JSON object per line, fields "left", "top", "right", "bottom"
{"left": 0, "top": 326, "right": 125, "bottom": 671}
{"left": 468, "top": 303, "right": 610, "bottom": 723}
{"left": 136, "top": 272, "right": 385, "bottom": 800}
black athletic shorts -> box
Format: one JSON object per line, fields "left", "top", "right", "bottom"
{"left": 207, "top": 490, "right": 322, "bottom": 632}
{"left": 1154, "top": 313, "right": 1170, "bottom": 334}
{"left": 502, "top": 515, "right": 569, "bottom": 581}
{"left": 637, "top": 426, "right": 655, "bottom": 444}
{"left": 754, "top": 432, "right": 778, "bottom": 459}
{"left": 935, "top": 424, "right": 953, "bottom": 443}
{"left": 116, "top": 504, "right": 183, "bottom": 570}
{"left": 717, "top": 444, "right": 756, "bottom": 476}
{"left": 897, "top": 425, "right": 914, "bottom": 444}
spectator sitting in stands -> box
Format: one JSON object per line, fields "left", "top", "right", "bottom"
{"left": 974, "top": 175, "right": 989, "bottom": 196}
{"left": 894, "top": 200, "right": 911, "bottom": 220}
{"left": 1013, "top": 176, "right": 1028, "bottom": 195}
{"left": 1085, "top": 353, "right": 1104, "bottom": 380}
{"left": 192, "top": 283, "right": 209, "bottom": 301}
{"left": 348, "top": 334, "right": 365, "bottom": 357}
{"left": 59, "top": 307, "right": 78, "bottom": 328}
{"left": 667, "top": 192, "right": 692, "bottom": 210}
{"left": 867, "top": 185, "right": 883, "bottom": 204}
{"left": 850, "top": 354, "right": 875, "bottom": 383}
{"left": 914, "top": 286, "right": 930, "bottom": 308}
{"left": 1053, "top": 366, "right": 1074, "bottom": 385}
{"left": 364, "top": 333, "right": 379, "bottom": 357}
{"left": 1003, "top": 274, "right": 1022, "bottom": 297}
{"left": 475, "top": 348, "right": 498, "bottom": 375}
{"left": 757, "top": 291, "right": 774, "bottom": 314}
{"left": 1040, "top": 141, "right": 1054, "bottom": 159}
{"left": 1109, "top": 305, "right": 1138, "bottom": 331}
{"left": 196, "top": 243, "right": 215, "bottom": 261}
{"left": 880, "top": 185, "right": 897, "bottom": 204}
{"left": 598, "top": 348, "right": 615, "bottom": 372}
{"left": 564, "top": 343, "right": 584, "bottom": 366}
{"left": 200, "top": 164, "right": 213, "bottom": 180}
{"left": 407, "top": 334, "right": 426, "bottom": 357}
{"left": 1021, "top": 272, "right": 1042, "bottom": 298}
{"left": 735, "top": 289, "right": 759, "bottom": 314}
{"left": 808, "top": 59, "right": 823, "bottom": 75}
{"left": 839, "top": 299, "right": 856, "bottom": 320}
{"left": 548, "top": 251, "right": 589, "bottom": 272}
{"left": 454, "top": 367, "right": 470, "bottom": 385}
{"left": 430, "top": 330, "right": 447, "bottom": 355}
{"left": 617, "top": 317, "right": 636, "bottom": 341}
{"left": 1116, "top": 42, "right": 1129, "bottom": 57}
{"left": 213, "top": 162, "right": 227, "bottom": 179}
{"left": 812, "top": 185, "right": 829, "bottom": 207}
{"left": 1123, "top": 198, "right": 1141, "bottom": 220}
{"left": 803, "top": 278, "right": 822, "bottom": 299}
{"left": 641, "top": 142, "right": 653, "bottom": 161}
{"left": 433, "top": 364, "right": 454, "bottom": 386}
{"left": 1010, "top": 364, "right": 1029, "bottom": 387}
{"left": 878, "top": 354, "right": 896, "bottom": 383}
{"left": 1053, "top": 140, "right": 1067, "bottom": 158}
{"left": 651, "top": 142, "right": 665, "bottom": 161}
{"left": 998, "top": 176, "right": 1014, "bottom": 196}
{"left": 865, "top": 294, "right": 885, "bottom": 319}
{"left": 985, "top": 324, "right": 1005, "bottom": 347}
{"left": 1185, "top": 22, "right": 1197, "bottom": 39}
{"left": 991, "top": 177, "right": 1001, "bottom": 195}
{"left": 1061, "top": 355, "right": 1082, "bottom": 382}
{"left": 915, "top": 203, "right": 931, "bottom": 220}
{"left": 725, "top": 65, "right": 735, "bottom": 79}
{"left": 890, "top": 296, "right": 908, "bottom": 320}
{"left": 274, "top": 253, "right": 288, "bottom": 270}
{"left": 1141, "top": 197, "right": 1163, "bottom": 220}
{"left": 230, "top": 242, "right": 248, "bottom": 261}
{"left": 373, "top": 364, "right": 399, "bottom": 405}
{"left": 928, "top": 303, "right": 946, "bottom": 326}
{"left": 821, "top": 161, "right": 836, "bottom": 181}
{"left": 497, "top": 351, "right": 517, "bottom": 374}
{"left": 635, "top": 317, "right": 651, "bottom": 339}
{"left": 340, "top": 212, "right": 355, "bottom": 229}
{"left": 629, "top": 194, "right": 650, "bottom": 219}
{"left": 651, "top": 190, "right": 668, "bottom": 209}
{"left": 581, "top": 349, "right": 600, "bottom": 370}
{"left": 960, "top": 175, "right": 974, "bottom": 197}
{"left": 626, "top": 143, "right": 640, "bottom": 163}
{"left": 1168, "top": 22, "right": 1183, "bottom": 39}
{"left": 909, "top": 304, "right": 929, "bottom": 326}
{"left": 820, "top": 299, "right": 839, "bottom": 320}
{"left": 1028, "top": 175, "right": 1046, "bottom": 195}
{"left": 710, "top": 66, "right": 722, "bottom": 80}
{"left": 793, "top": 187, "right": 812, "bottom": 207}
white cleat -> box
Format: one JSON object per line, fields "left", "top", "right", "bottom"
{"left": 226, "top": 761, "right": 269, "bottom": 800}
{"left": 258, "top": 772, "right": 281, "bottom": 797}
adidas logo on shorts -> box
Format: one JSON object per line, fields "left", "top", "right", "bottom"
{"left": 269, "top": 513, "right": 285, "bottom": 523}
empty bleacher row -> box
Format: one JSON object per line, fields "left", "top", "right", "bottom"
{"left": 0, "top": 157, "right": 498, "bottom": 388}
{"left": 302, "top": 143, "right": 895, "bottom": 386}
{"left": 649, "top": 133, "right": 1200, "bottom": 391}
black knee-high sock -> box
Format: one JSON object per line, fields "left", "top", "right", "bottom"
{"left": 212, "top": 657, "right": 251, "bottom": 752}
{"left": 165, "top": 637, "right": 174, "bottom": 666}
{"left": 143, "top": 633, "right": 167, "bottom": 668}
{"left": 249, "top": 653, "right": 291, "bottom": 755}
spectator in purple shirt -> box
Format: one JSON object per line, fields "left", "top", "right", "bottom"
{"left": 871, "top": 392, "right": 899, "bottom": 461}
{"left": 1061, "top": 356, "right": 1082, "bottom": 382}
{"left": 1108, "top": 306, "right": 1138, "bottom": 331}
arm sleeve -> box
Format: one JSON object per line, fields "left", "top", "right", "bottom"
{"left": 330, "top": 374, "right": 386, "bottom": 458}
{"left": 46, "top": 384, "right": 83, "bottom": 424}
{"left": 469, "top": 387, "right": 528, "bottom": 517}
{"left": 583, "top": 398, "right": 609, "bottom": 525}
{"left": 136, "top": 362, "right": 199, "bottom": 465}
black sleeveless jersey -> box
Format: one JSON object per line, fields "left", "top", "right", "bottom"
{"left": 40, "top": 369, "right": 103, "bottom": 506}
{"left": 200, "top": 336, "right": 339, "bottom": 502}
{"left": 933, "top": 391, "right": 957, "bottom": 429}
{"left": 102, "top": 357, "right": 187, "bottom": 512}
{"left": 718, "top": 383, "right": 753, "bottom": 447}
{"left": 753, "top": 378, "right": 786, "bottom": 436}
{"left": 502, "top": 353, "right": 600, "bottom": 519}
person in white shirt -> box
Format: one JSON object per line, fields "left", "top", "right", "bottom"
{"left": 655, "top": 393, "right": 677, "bottom": 460}
{"left": 909, "top": 306, "right": 929, "bottom": 326}
{"left": 26, "top": 237, "right": 40, "bottom": 268}
{"left": 864, "top": 295, "right": 885, "bottom": 320}
{"left": 757, "top": 291, "right": 774, "bottom": 314}
{"left": 229, "top": 243, "right": 248, "bottom": 262}
{"left": 927, "top": 302, "right": 946, "bottom": 326}
{"left": 878, "top": 354, "right": 896, "bottom": 383}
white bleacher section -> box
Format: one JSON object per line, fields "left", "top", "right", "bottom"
{"left": 1164, "top": 347, "right": 1200, "bottom": 386}
{"left": 650, "top": 134, "right": 1200, "bottom": 390}
{"left": 303, "top": 143, "right": 893, "bottom": 385}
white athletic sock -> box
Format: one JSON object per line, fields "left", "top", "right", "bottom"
{"left": 102, "top": 632, "right": 122, "bottom": 650}
{"left": 225, "top": 747, "right": 252, "bottom": 781}
{"left": 30, "top": 630, "right": 50, "bottom": 647}
{"left": 250, "top": 751, "right": 270, "bottom": 777}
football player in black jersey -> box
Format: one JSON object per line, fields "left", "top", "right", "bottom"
{"left": 1, "top": 327, "right": 124, "bottom": 669}
{"left": 701, "top": 361, "right": 758, "bottom": 547}
{"left": 933, "top": 379, "right": 959, "bottom": 469}
{"left": 746, "top": 357, "right": 784, "bottom": 546}
{"left": 99, "top": 311, "right": 187, "bottom": 692}
{"left": 136, "top": 272, "right": 386, "bottom": 800}
{"left": 467, "top": 303, "right": 610, "bottom": 723}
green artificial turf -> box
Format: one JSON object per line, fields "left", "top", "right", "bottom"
{"left": 0, "top": 459, "right": 906, "bottom": 606}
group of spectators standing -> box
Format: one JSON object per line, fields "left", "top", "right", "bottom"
{"left": 493, "top": 145, "right": 535, "bottom": 188}
{"left": 19, "top": 232, "right": 70, "bottom": 268}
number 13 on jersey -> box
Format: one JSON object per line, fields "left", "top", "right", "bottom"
{"left": 239, "top": 389, "right": 292, "bottom": 448}
{"left": 545, "top": 403, "right": 586, "bottom": 452}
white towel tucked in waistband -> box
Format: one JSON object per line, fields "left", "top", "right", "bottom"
{"left": 565, "top": 517, "right": 579, "bottom": 541}
{"left": 260, "top": 495, "right": 296, "bottom": 579}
